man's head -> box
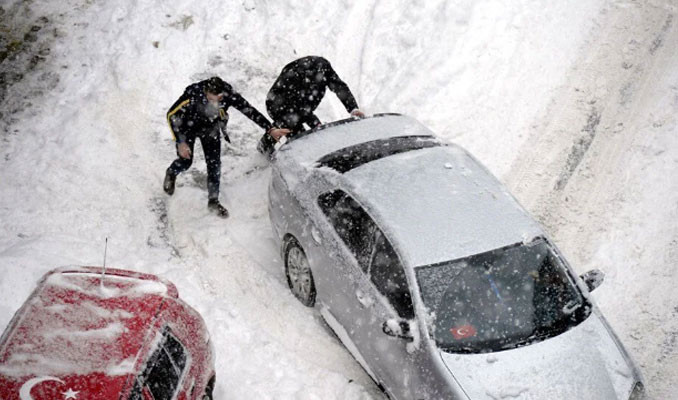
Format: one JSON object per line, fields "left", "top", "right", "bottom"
{"left": 205, "top": 77, "right": 227, "bottom": 102}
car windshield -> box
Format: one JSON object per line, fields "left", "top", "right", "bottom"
{"left": 415, "top": 239, "right": 591, "bottom": 353}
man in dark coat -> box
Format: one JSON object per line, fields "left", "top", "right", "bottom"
{"left": 258, "top": 56, "right": 365, "bottom": 154}
{"left": 164, "top": 76, "right": 288, "bottom": 217}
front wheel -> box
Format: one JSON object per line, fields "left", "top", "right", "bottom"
{"left": 284, "top": 237, "right": 316, "bottom": 307}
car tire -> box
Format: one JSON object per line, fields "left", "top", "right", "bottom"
{"left": 284, "top": 237, "right": 316, "bottom": 307}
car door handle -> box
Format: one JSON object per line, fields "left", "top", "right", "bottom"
{"left": 311, "top": 226, "right": 322, "bottom": 244}
{"left": 355, "top": 289, "right": 373, "bottom": 308}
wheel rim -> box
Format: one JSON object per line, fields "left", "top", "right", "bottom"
{"left": 287, "top": 246, "right": 312, "bottom": 301}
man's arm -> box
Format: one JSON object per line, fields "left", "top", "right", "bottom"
{"left": 227, "top": 91, "right": 273, "bottom": 131}
{"left": 257, "top": 132, "right": 277, "bottom": 156}
{"left": 322, "top": 59, "right": 359, "bottom": 113}
{"left": 167, "top": 93, "right": 192, "bottom": 143}
{"left": 228, "top": 90, "right": 291, "bottom": 155}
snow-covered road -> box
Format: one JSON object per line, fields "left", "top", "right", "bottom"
{"left": 1, "top": 0, "right": 677, "bottom": 398}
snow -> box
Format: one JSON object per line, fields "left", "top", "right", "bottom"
{"left": 486, "top": 386, "right": 528, "bottom": 400}
{"left": 282, "top": 115, "right": 429, "bottom": 165}
{"left": 0, "top": 271, "right": 163, "bottom": 379}
{"left": 340, "top": 143, "right": 544, "bottom": 267}
{"left": 43, "top": 322, "right": 124, "bottom": 341}
{"left": 105, "top": 358, "right": 136, "bottom": 376}
{"left": 45, "top": 272, "right": 168, "bottom": 298}
{"left": 1, "top": 0, "right": 677, "bottom": 399}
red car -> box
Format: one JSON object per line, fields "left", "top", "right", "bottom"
{"left": 0, "top": 266, "right": 215, "bottom": 400}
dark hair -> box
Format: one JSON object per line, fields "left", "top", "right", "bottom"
{"left": 206, "top": 76, "right": 227, "bottom": 94}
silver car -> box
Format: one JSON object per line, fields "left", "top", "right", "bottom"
{"left": 267, "top": 114, "right": 646, "bottom": 399}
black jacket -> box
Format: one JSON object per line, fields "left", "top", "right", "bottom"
{"left": 259, "top": 56, "right": 359, "bottom": 154}
{"left": 266, "top": 56, "right": 358, "bottom": 119}
{"left": 167, "top": 79, "right": 272, "bottom": 143}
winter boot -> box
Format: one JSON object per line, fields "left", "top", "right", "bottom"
{"left": 163, "top": 169, "right": 176, "bottom": 195}
{"left": 208, "top": 199, "right": 229, "bottom": 218}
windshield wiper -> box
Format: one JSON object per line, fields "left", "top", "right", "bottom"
{"left": 532, "top": 309, "right": 590, "bottom": 339}
{"left": 438, "top": 344, "right": 487, "bottom": 354}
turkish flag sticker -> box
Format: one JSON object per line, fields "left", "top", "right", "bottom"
{"left": 450, "top": 324, "right": 477, "bottom": 340}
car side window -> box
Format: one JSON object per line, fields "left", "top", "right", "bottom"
{"left": 318, "top": 190, "right": 377, "bottom": 272}
{"left": 318, "top": 190, "right": 414, "bottom": 319}
{"left": 130, "top": 327, "right": 188, "bottom": 400}
{"left": 369, "top": 230, "right": 415, "bottom": 319}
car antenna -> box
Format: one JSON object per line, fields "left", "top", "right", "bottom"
{"left": 100, "top": 237, "right": 108, "bottom": 289}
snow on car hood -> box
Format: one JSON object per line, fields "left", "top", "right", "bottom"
{"left": 0, "top": 270, "right": 167, "bottom": 381}
{"left": 46, "top": 271, "right": 169, "bottom": 298}
{"left": 439, "top": 313, "right": 637, "bottom": 399}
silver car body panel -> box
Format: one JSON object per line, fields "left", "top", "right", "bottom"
{"left": 319, "top": 305, "right": 379, "bottom": 382}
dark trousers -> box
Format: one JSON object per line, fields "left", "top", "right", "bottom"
{"left": 167, "top": 134, "right": 221, "bottom": 201}
{"left": 258, "top": 102, "right": 323, "bottom": 155}
{"left": 267, "top": 101, "right": 322, "bottom": 134}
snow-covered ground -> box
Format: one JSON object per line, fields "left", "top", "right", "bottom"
{"left": 1, "top": 0, "right": 677, "bottom": 398}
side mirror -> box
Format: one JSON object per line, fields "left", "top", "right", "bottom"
{"left": 382, "top": 319, "right": 413, "bottom": 342}
{"left": 580, "top": 269, "right": 605, "bottom": 292}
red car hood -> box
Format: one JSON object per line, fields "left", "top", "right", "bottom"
{"left": 0, "top": 267, "right": 176, "bottom": 400}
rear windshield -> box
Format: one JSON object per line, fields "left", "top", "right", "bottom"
{"left": 315, "top": 135, "right": 442, "bottom": 173}
{"left": 416, "top": 239, "right": 591, "bottom": 353}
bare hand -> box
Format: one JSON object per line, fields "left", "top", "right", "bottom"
{"left": 351, "top": 109, "right": 366, "bottom": 118}
{"left": 178, "top": 142, "right": 192, "bottom": 159}
{"left": 269, "top": 128, "right": 291, "bottom": 141}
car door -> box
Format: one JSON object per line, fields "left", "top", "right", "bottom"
{"left": 351, "top": 227, "right": 423, "bottom": 399}
{"left": 308, "top": 189, "right": 371, "bottom": 329}
{"left": 315, "top": 190, "right": 420, "bottom": 398}
{"left": 299, "top": 187, "right": 386, "bottom": 381}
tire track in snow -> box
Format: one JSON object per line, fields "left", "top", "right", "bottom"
{"left": 355, "top": 0, "right": 380, "bottom": 101}
{"left": 553, "top": 107, "right": 601, "bottom": 191}
{"left": 334, "top": 0, "right": 380, "bottom": 107}
{"left": 147, "top": 196, "right": 181, "bottom": 257}
{"left": 506, "top": 1, "right": 674, "bottom": 224}
{"left": 506, "top": 2, "right": 678, "bottom": 397}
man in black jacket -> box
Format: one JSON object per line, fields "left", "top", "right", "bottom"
{"left": 258, "top": 56, "right": 365, "bottom": 154}
{"left": 164, "top": 76, "right": 288, "bottom": 217}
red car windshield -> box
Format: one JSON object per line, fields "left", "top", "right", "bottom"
{"left": 415, "top": 239, "right": 592, "bottom": 353}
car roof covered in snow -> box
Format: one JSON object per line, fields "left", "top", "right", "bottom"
{"left": 276, "top": 114, "right": 544, "bottom": 267}
{"left": 0, "top": 266, "right": 177, "bottom": 398}
{"left": 341, "top": 144, "right": 544, "bottom": 267}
